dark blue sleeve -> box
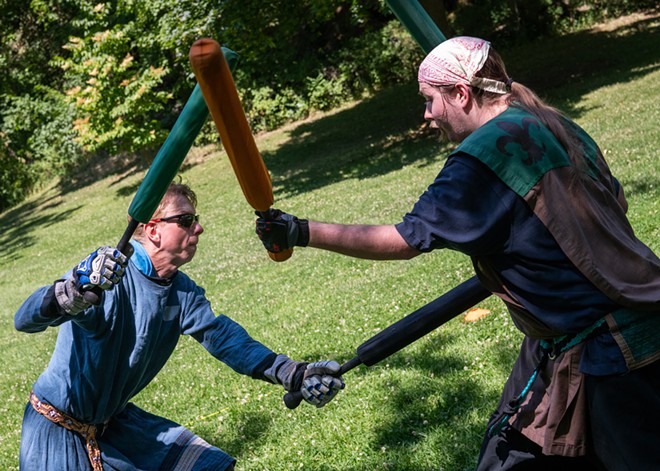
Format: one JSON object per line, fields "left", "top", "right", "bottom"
{"left": 395, "top": 154, "right": 518, "bottom": 256}
{"left": 14, "top": 284, "right": 75, "bottom": 333}
{"left": 177, "top": 275, "right": 276, "bottom": 377}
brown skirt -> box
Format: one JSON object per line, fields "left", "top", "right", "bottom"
{"left": 497, "top": 337, "right": 590, "bottom": 457}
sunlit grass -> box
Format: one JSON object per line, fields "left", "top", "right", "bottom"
{"left": 1, "top": 13, "right": 658, "bottom": 470}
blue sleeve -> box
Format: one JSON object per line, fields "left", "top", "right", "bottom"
{"left": 14, "top": 284, "right": 71, "bottom": 333}
{"left": 395, "top": 154, "right": 517, "bottom": 256}
{"left": 202, "top": 314, "right": 277, "bottom": 377}
{"left": 178, "top": 277, "right": 275, "bottom": 377}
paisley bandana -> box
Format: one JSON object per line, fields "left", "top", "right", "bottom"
{"left": 418, "top": 36, "right": 508, "bottom": 94}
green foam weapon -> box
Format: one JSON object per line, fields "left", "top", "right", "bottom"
{"left": 84, "top": 48, "right": 238, "bottom": 304}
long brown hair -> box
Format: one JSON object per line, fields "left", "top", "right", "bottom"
{"left": 472, "top": 47, "right": 585, "bottom": 169}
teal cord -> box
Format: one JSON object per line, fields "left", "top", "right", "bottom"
{"left": 488, "top": 347, "right": 549, "bottom": 437}
{"left": 487, "top": 318, "right": 607, "bottom": 437}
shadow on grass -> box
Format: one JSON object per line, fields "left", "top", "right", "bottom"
{"left": 622, "top": 174, "right": 658, "bottom": 198}
{"left": 360, "top": 331, "right": 517, "bottom": 469}
{"left": 2, "top": 13, "right": 657, "bottom": 273}
{"left": 259, "top": 11, "right": 659, "bottom": 201}
{"left": 295, "top": 325, "right": 518, "bottom": 469}
{"left": 505, "top": 11, "right": 660, "bottom": 102}
{"left": 211, "top": 410, "right": 273, "bottom": 460}
{"left": 260, "top": 84, "right": 445, "bottom": 200}
{"left": 0, "top": 188, "right": 83, "bottom": 264}
{"left": 58, "top": 149, "right": 151, "bottom": 197}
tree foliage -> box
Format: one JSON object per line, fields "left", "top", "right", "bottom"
{"left": 0, "top": 0, "right": 655, "bottom": 211}
{"left": 55, "top": 24, "right": 171, "bottom": 155}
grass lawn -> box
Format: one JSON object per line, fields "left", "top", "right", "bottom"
{"left": 1, "top": 11, "right": 658, "bottom": 470}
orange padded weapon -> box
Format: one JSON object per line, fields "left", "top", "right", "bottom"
{"left": 189, "top": 38, "right": 292, "bottom": 261}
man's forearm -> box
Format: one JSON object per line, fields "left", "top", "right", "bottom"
{"left": 307, "top": 222, "right": 420, "bottom": 260}
{"left": 15, "top": 285, "right": 68, "bottom": 333}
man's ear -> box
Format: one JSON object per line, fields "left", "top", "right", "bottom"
{"left": 143, "top": 221, "right": 161, "bottom": 245}
{"left": 454, "top": 83, "right": 472, "bottom": 108}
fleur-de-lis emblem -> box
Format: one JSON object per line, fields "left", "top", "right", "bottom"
{"left": 496, "top": 118, "right": 546, "bottom": 165}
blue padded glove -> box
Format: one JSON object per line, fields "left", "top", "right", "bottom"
{"left": 74, "top": 246, "right": 129, "bottom": 292}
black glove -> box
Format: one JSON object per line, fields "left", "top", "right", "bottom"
{"left": 255, "top": 208, "right": 309, "bottom": 253}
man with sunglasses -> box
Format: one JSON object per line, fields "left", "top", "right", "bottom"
{"left": 15, "top": 182, "right": 344, "bottom": 471}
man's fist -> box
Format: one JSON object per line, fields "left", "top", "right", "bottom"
{"left": 255, "top": 209, "right": 309, "bottom": 253}
{"left": 74, "top": 246, "right": 130, "bottom": 292}
{"left": 301, "top": 360, "right": 345, "bottom": 408}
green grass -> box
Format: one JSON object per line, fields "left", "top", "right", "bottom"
{"left": 1, "top": 12, "right": 659, "bottom": 470}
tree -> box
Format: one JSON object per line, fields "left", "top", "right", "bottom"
{"left": 2, "top": 0, "right": 652, "bottom": 211}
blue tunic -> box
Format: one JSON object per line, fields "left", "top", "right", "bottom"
{"left": 15, "top": 240, "right": 275, "bottom": 470}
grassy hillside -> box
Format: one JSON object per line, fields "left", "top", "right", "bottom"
{"left": 1, "top": 11, "right": 658, "bottom": 470}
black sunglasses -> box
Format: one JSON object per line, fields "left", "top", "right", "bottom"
{"left": 151, "top": 213, "right": 199, "bottom": 228}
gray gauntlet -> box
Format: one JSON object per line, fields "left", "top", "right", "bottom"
{"left": 264, "top": 354, "right": 307, "bottom": 391}
{"left": 265, "top": 354, "right": 344, "bottom": 408}
{"left": 54, "top": 277, "right": 91, "bottom": 315}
